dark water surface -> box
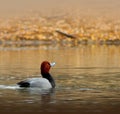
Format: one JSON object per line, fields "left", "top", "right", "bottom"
{"left": 0, "top": 45, "right": 120, "bottom": 113}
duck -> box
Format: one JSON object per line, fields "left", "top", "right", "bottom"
{"left": 17, "top": 61, "right": 56, "bottom": 89}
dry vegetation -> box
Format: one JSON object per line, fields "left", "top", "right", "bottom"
{"left": 0, "top": 13, "right": 120, "bottom": 47}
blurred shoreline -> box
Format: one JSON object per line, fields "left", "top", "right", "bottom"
{"left": 1, "top": 0, "right": 120, "bottom": 47}
{"left": 0, "top": 12, "right": 120, "bottom": 48}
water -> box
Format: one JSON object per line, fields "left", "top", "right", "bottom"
{"left": 0, "top": 45, "right": 120, "bottom": 113}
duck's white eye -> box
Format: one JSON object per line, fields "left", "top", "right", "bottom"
{"left": 50, "top": 62, "right": 56, "bottom": 67}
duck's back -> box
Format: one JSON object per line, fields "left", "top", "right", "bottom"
{"left": 17, "top": 78, "right": 52, "bottom": 89}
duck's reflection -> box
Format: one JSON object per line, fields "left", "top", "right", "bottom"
{"left": 41, "top": 89, "right": 55, "bottom": 103}
{"left": 17, "top": 87, "right": 56, "bottom": 104}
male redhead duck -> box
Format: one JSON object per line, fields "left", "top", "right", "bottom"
{"left": 17, "top": 61, "right": 55, "bottom": 89}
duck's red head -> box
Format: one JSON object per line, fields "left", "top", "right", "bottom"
{"left": 40, "top": 61, "right": 55, "bottom": 75}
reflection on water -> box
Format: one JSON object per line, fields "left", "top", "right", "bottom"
{"left": 0, "top": 45, "right": 120, "bottom": 113}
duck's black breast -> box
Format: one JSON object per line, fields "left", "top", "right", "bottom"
{"left": 42, "top": 73, "right": 55, "bottom": 88}
{"left": 17, "top": 81, "right": 30, "bottom": 87}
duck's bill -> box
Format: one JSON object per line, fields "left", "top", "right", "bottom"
{"left": 50, "top": 62, "right": 56, "bottom": 67}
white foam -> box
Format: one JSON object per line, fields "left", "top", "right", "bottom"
{"left": 0, "top": 85, "right": 20, "bottom": 90}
